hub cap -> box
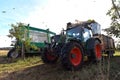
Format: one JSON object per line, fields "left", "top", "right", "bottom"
{"left": 95, "top": 44, "right": 102, "bottom": 60}
{"left": 70, "top": 47, "right": 82, "bottom": 66}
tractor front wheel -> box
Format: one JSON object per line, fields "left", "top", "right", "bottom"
{"left": 91, "top": 40, "right": 102, "bottom": 62}
{"left": 61, "top": 42, "right": 83, "bottom": 70}
{"left": 41, "top": 48, "right": 58, "bottom": 64}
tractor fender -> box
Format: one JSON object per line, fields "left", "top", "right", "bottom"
{"left": 86, "top": 38, "right": 101, "bottom": 50}
{"left": 95, "top": 38, "right": 101, "bottom": 44}
{"left": 68, "top": 39, "right": 84, "bottom": 51}
{"left": 69, "top": 39, "right": 83, "bottom": 45}
{"left": 85, "top": 38, "right": 101, "bottom": 56}
{"left": 61, "top": 40, "right": 84, "bottom": 56}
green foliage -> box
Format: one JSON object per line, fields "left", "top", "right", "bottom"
{"left": 87, "top": 19, "right": 95, "bottom": 23}
{"left": 23, "top": 39, "right": 38, "bottom": 52}
{"left": 104, "top": 0, "right": 120, "bottom": 38}
{"left": 8, "top": 22, "right": 38, "bottom": 53}
{"left": 8, "top": 23, "right": 25, "bottom": 40}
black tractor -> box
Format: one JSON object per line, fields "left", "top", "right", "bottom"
{"left": 41, "top": 20, "right": 115, "bottom": 70}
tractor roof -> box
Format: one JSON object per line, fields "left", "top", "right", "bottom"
{"left": 66, "top": 20, "right": 96, "bottom": 30}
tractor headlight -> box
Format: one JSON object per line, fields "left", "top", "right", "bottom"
{"left": 51, "top": 38, "right": 55, "bottom": 43}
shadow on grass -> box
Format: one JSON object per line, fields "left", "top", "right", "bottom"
{"left": 0, "top": 55, "right": 26, "bottom": 64}
{"left": 0, "top": 63, "right": 66, "bottom": 80}
{"left": 1, "top": 56, "right": 120, "bottom": 80}
{"left": 0, "top": 54, "right": 40, "bottom": 64}
{"left": 0, "top": 56, "right": 10, "bottom": 64}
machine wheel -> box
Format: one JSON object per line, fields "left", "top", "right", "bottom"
{"left": 106, "top": 51, "right": 114, "bottom": 58}
{"left": 91, "top": 40, "right": 102, "bottom": 62}
{"left": 41, "top": 48, "right": 58, "bottom": 64}
{"left": 7, "top": 48, "right": 21, "bottom": 59}
{"left": 61, "top": 42, "right": 83, "bottom": 70}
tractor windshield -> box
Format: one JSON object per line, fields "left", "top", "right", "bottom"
{"left": 66, "top": 26, "right": 92, "bottom": 42}
{"left": 66, "top": 26, "right": 83, "bottom": 41}
{"left": 83, "top": 28, "right": 92, "bottom": 42}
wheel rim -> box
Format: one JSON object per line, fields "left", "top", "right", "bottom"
{"left": 70, "top": 47, "right": 82, "bottom": 66}
{"left": 95, "top": 44, "right": 102, "bottom": 60}
{"left": 46, "top": 52, "right": 56, "bottom": 61}
{"left": 11, "top": 51, "right": 19, "bottom": 58}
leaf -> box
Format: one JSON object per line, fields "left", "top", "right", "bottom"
{"left": 104, "top": 0, "right": 120, "bottom": 38}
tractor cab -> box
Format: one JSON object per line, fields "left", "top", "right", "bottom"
{"left": 66, "top": 24, "right": 93, "bottom": 42}
{"left": 66, "top": 20, "right": 101, "bottom": 42}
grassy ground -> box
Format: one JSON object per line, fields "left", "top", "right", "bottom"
{"left": 0, "top": 50, "right": 120, "bottom": 80}
{"left": 114, "top": 50, "right": 120, "bottom": 56}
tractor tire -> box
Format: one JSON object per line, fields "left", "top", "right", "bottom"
{"left": 41, "top": 48, "right": 58, "bottom": 64}
{"left": 90, "top": 40, "right": 102, "bottom": 62}
{"left": 61, "top": 42, "right": 83, "bottom": 70}
{"left": 7, "top": 48, "right": 21, "bottom": 59}
{"left": 106, "top": 51, "right": 114, "bottom": 58}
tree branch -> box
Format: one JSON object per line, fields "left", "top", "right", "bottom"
{"left": 111, "top": 0, "right": 120, "bottom": 18}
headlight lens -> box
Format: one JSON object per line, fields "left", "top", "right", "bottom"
{"left": 51, "top": 38, "right": 55, "bottom": 43}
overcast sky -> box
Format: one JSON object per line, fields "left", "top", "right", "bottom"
{"left": 0, "top": 0, "right": 112, "bottom": 47}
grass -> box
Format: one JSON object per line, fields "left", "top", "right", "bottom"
{"left": 0, "top": 50, "right": 120, "bottom": 80}
{"left": 0, "top": 50, "right": 9, "bottom": 56}
{"left": 114, "top": 50, "right": 120, "bottom": 56}
{"left": 0, "top": 56, "right": 42, "bottom": 74}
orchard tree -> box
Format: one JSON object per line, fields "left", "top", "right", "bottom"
{"left": 104, "top": 0, "right": 120, "bottom": 38}
{"left": 8, "top": 22, "right": 37, "bottom": 59}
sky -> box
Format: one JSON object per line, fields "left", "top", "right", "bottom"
{"left": 0, "top": 0, "right": 112, "bottom": 47}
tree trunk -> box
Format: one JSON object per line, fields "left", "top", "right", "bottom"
{"left": 21, "top": 42, "right": 25, "bottom": 59}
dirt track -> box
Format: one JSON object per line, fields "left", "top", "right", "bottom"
{"left": 1, "top": 50, "right": 120, "bottom": 80}
{"left": 0, "top": 63, "right": 64, "bottom": 80}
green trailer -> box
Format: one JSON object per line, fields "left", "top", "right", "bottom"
{"left": 7, "top": 25, "right": 56, "bottom": 59}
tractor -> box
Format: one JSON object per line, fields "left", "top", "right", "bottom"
{"left": 41, "top": 20, "right": 115, "bottom": 70}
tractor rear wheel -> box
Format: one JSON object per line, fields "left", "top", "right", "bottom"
{"left": 61, "top": 42, "right": 83, "bottom": 70}
{"left": 41, "top": 48, "right": 58, "bottom": 64}
{"left": 91, "top": 40, "right": 102, "bottom": 62}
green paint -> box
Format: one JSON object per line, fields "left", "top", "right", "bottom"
{"left": 20, "top": 25, "right": 56, "bottom": 53}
